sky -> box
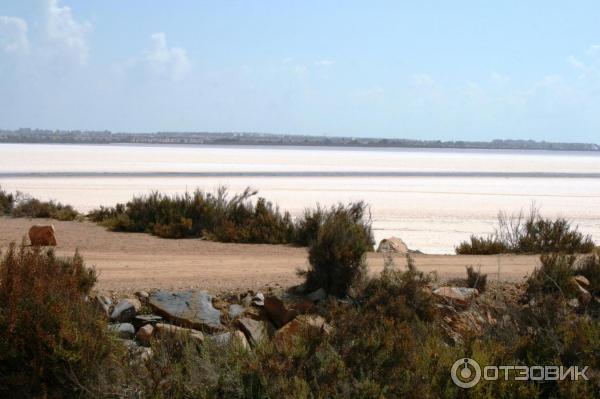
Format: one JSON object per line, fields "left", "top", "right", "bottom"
{"left": 0, "top": 1, "right": 599, "bottom": 142}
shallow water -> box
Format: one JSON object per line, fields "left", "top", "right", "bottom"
{"left": 1, "top": 143, "right": 599, "bottom": 254}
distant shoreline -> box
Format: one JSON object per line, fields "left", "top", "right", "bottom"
{"left": 1, "top": 129, "right": 599, "bottom": 152}
{"left": 2, "top": 171, "right": 600, "bottom": 179}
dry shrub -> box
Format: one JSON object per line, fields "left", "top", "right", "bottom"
{"left": 0, "top": 243, "right": 121, "bottom": 398}
{"left": 466, "top": 265, "right": 488, "bottom": 292}
{"left": 456, "top": 205, "right": 595, "bottom": 255}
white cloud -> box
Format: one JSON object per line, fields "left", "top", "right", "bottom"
{"left": 0, "top": 16, "right": 29, "bottom": 54}
{"left": 314, "top": 59, "right": 334, "bottom": 67}
{"left": 43, "top": 0, "right": 92, "bottom": 65}
{"left": 143, "top": 32, "right": 191, "bottom": 81}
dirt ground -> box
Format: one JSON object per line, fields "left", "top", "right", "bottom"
{"left": 0, "top": 217, "right": 540, "bottom": 294}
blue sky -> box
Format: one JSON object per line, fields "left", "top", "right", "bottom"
{"left": 1, "top": 1, "right": 599, "bottom": 142}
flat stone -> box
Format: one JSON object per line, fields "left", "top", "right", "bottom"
{"left": 149, "top": 290, "right": 224, "bottom": 332}
{"left": 306, "top": 288, "right": 327, "bottom": 302}
{"left": 228, "top": 304, "right": 246, "bottom": 319}
{"left": 111, "top": 298, "right": 142, "bottom": 322}
{"left": 237, "top": 317, "right": 272, "bottom": 346}
{"left": 433, "top": 287, "right": 479, "bottom": 306}
{"left": 133, "top": 314, "right": 163, "bottom": 329}
{"left": 109, "top": 323, "right": 135, "bottom": 339}
{"left": 154, "top": 322, "right": 205, "bottom": 343}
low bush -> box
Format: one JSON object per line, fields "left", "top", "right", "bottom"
{"left": 526, "top": 253, "right": 579, "bottom": 298}
{"left": 0, "top": 243, "right": 123, "bottom": 398}
{"left": 456, "top": 206, "right": 595, "bottom": 255}
{"left": 10, "top": 193, "right": 80, "bottom": 221}
{"left": 466, "top": 265, "right": 488, "bottom": 292}
{"left": 89, "top": 187, "right": 373, "bottom": 249}
{"left": 0, "top": 186, "right": 15, "bottom": 215}
{"left": 300, "top": 202, "right": 374, "bottom": 297}
{"left": 89, "top": 187, "right": 296, "bottom": 244}
{"left": 456, "top": 235, "right": 508, "bottom": 255}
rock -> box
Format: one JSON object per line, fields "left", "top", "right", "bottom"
{"left": 133, "top": 314, "right": 163, "bottom": 329}
{"left": 28, "top": 225, "right": 57, "bottom": 246}
{"left": 252, "top": 292, "right": 265, "bottom": 307}
{"left": 231, "top": 330, "right": 250, "bottom": 350}
{"left": 237, "top": 318, "right": 272, "bottom": 346}
{"left": 210, "top": 331, "right": 249, "bottom": 350}
{"left": 136, "top": 324, "right": 154, "bottom": 346}
{"left": 154, "top": 323, "right": 205, "bottom": 343}
{"left": 264, "top": 296, "right": 297, "bottom": 328}
{"left": 109, "top": 323, "right": 135, "bottom": 339}
{"left": 274, "top": 315, "right": 332, "bottom": 350}
{"left": 433, "top": 287, "right": 479, "bottom": 306}
{"left": 135, "top": 290, "right": 150, "bottom": 303}
{"left": 111, "top": 298, "right": 142, "bottom": 322}
{"left": 241, "top": 294, "right": 253, "bottom": 307}
{"left": 228, "top": 304, "right": 246, "bottom": 319}
{"left": 573, "top": 275, "right": 590, "bottom": 288}
{"left": 376, "top": 237, "right": 408, "bottom": 254}
{"left": 291, "top": 298, "right": 315, "bottom": 314}
{"left": 306, "top": 288, "right": 327, "bottom": 302}
{"left": 94, "top": 294, "right": 112, "bottom": 317}
{"left": 148, "top": 290, "right": 224, "bottom": 332}
{"left": 577, "top": 284, "right": 592, "bottom": 305}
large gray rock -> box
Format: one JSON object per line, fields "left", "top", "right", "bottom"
{"left": 111, "top": 298, "right": 142, "bottom": 322}
{"left": 228, "top": 304, "right": 246, "bottom": 319}
{"left": 149, "top": 290, "right": 224, "bottom": 332}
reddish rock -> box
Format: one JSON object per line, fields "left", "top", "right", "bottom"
{"left": 264, "top": 296, "right": 297, "bottom": 328}
{"left": 137, "top": 324, "right": 154, "bottom": 346}
{"left": 274, "top": 315, "right": 331, "bottom": 351}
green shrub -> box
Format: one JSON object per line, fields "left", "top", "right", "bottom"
{"left": 0, "top": 243, "right": 121, "bottom": 398}
{"left": 0, "top": 186, "right": 15, "bottom": 215}
{"left": 526, "top": 253, "right": 579, "bottom": 298}
{"left": 89, "top": 187, "right": 296, "bottom": 244}
{"left": 10, "top": 194, "right": 79, "bottom": 221}
{"left": 293, "top": 206, "right": 326, "bottom": 246}
{"left": 301, "top": 202, "right": 374, "bottom": 297}
{"left": 456, "top": 235, "right": 508, "bottom": 255}
{"left": 466, "top": 265, "right": 488, "bottom": 292}
{"left": 456, "top": 206, "right": 595, "bottom": 255}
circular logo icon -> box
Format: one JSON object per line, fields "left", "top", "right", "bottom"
{"left": 451, "top": 358, "right": 481, "bottom": 388}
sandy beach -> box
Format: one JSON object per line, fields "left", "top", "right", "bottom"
{"left": 0, "top": 217, "right": 541, "bottom": 293}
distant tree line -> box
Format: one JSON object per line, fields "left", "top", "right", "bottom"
{"left": 1, "top": 128, "right": 598, "bottom": 151}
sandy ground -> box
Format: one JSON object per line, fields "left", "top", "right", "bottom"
{"left": 0, "top": 217, "right": 541, "bottom": 293}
